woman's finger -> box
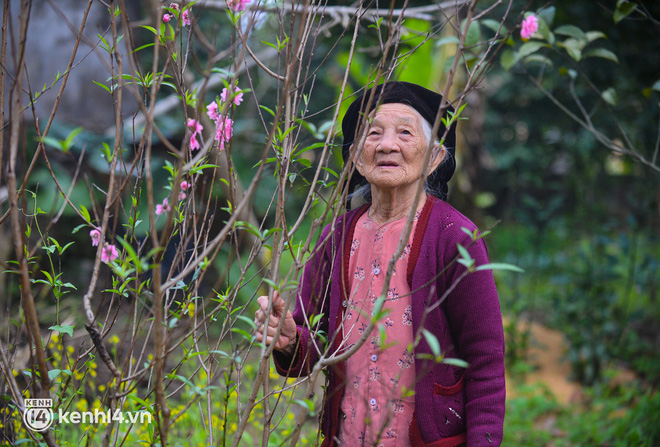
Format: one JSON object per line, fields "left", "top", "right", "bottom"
{"left": 256, "top": 295, "right": 270, "bottom": 311}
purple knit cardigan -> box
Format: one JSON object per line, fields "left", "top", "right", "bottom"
{"left": 274, "top": 196, "right": 506, "bottom": 446}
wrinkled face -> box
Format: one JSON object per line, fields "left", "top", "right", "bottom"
{"left": 355, "top": 103, "right": 444, "bottom": 193}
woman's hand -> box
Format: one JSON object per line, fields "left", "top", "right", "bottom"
{"left": 254, "top": 292, "right": 298, "bottom": 357}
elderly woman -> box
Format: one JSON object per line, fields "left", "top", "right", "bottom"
{"left": 255, "top": 82, "right": 505, "bottom": 446}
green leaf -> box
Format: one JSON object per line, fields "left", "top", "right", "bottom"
{"left": 209, "top": 350, "right": 231, "bottom": 359}
{"left": 294, "top": 398, "right": 314, "bottom": 414}
{"left": 559, "top": 38, "right": 583, "bottom": 61}
{"left": 518, "top": 42, "right": 547, "bottom": 59}
{"left": 435, "top": 36, "right": 460, "bottom": 48}
{"left": 236, "top": 315, "right": 256, "bottom": 329}
{"left": 456, "top": 243, "right": 472, "bottom": 263}
{"left": 421, "top": 329, "right": 441, "bottom": 357}
{"left": 537, "top": 6, "right": 555, "bottom": 27}
{"left": 583, "top": 48, "right": 619, "bottom": 63}
{"left": 523, "top": 54, "right": 554, "bottom": 67}
{"left": 79, "top": 205, "right": 91, "bottom": 223}
{"left": 585, "top": 31, "right": 607, "bottom": 43}
{"left": 554, "top": 25, "right": 588, "bottom": 43}
{"left": 131, "top": 42, "right": 156, "bottom": 54}
{"left": 231, "top": 327, "right": 254, "bottom": 341}
{"left": 48, "top": 369, "right": 65, "bottom": 381}
{"left": 371, "top": 295, "right": 386, "bottom": 323}
{"left": 294, "top": 142, "right": 324, "bottom": 157}
{"left": 141, "top": 25, "right": 158, "bottom": 35}
{"left": 49, "top": 324, "right": 74, "bottom": 337}
{"left": 71, "top": 224, "right": 87, "bottom": 234}
{"left": 601, "top": 87, "right": 618, "bottom": 106}
{"left": 41, "top": 270, "right": 54, "bottom": 285}
{"left": 474, "top": 263, "right": 524, "bottom": 273}
{"left": 115, "top": 236, "right": 143, "bottom": 273}
{"left": 614, "top": 0, "right": 637, "bottom": 24}
{"left": 311, "top": 313, "right": 324, "bottom": 327}
{"left": 234, "top": 221, "right": 263, "bottom": 240}
{"left": 320, "top": 167, "right": 338, "bottom": 178}
{"left": 126, "top": 394, "right": 152, "bottom": 411}
{"left": 534, "top": 14, "right": 555, "bottom": 45}
{"left": 500, "top": 49, "right": 519, "bottom": 71}
{"left": 62, "top": 127, "right": 83, "bottom": 152}
{"left": 461, "top": 18, "right": 481, "bottom": 49}
{"left": 170, "top": 374, "right": 204, "bottom": 395}
{"left": 442, "top": 358, "right": 469, "bottom": 368}
{"left": 461, "top": 227, "right": 475, "bottom": 240}
{"left": 39, "top": 135, "right": 63, "bottom": 150}
{"left": 481, "top": 19, "right": 508, "bottom": 35}
{"left": 92, "top": 81, "right": 112, "bottom": 93}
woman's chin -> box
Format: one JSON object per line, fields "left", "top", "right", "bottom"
{"left": 368, "top": 179, "right": 419, "bottom": 194}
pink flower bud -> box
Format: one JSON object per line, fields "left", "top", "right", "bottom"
{"left": 221, "top": 87, "right": 244, "bottom": 106}
{"left": 188, "top": 119, "right": 203, "bottom": 151}
{"left": 155, "top": 198, "right": 171, "bottom": 216}
{"left": 163, "top": 13, "right": 172, "bottom": 23}
{"left": 101, "top": 243, "right": 119, "bottom": 264}
{"left": 228, "top": 0, "right": 251, "bottom": 12}
{"left": 182, "top": 9, "right": 191, "bottom": 26}
{"left": 521, "top": 15, "right": 539, "bottom": 40}
{"left": 90, "top": 229, "right": 101, "bottom": 247}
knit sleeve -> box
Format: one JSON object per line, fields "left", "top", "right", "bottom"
{"left": 443, "top": 233, "right": 506, "bottom": 446}
{"left": 273, "top": 222, "right": 335, "bottom": 377}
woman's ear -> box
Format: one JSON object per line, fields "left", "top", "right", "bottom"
{"left": 430, "top": 143, "right": 446, "bottom": 172}
{"left": 352, "top": 144, "right": 365, "bottom": 176}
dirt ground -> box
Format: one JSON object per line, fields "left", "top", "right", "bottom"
{"left": 505, "top": 319, "right": 638, "bottom": 404}
{"left": 505, "top": 319, "right": 582, "bottom": 404}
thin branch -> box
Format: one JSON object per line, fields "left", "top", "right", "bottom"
{"left": 197, "top": 0, "right": 469, "bottom": 22}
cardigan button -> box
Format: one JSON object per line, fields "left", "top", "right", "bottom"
{"left": 373, "top": 267, "right": 380, "bottom": 275}
{"left": 370, "top": 354, "right": 378, "bottom": 362}
{"left": 342, "top": 300, "right": 348, "bottom": 308}
{"left": 369, "top": 398, "right": 377, "bottom": 406}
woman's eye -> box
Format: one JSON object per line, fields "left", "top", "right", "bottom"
{"left": 401, "top": 129, "right": 411, "bottom": 135}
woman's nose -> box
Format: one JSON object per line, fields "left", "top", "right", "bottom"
{"left": 377, "top": 129, "right": 399, "bottom": 152}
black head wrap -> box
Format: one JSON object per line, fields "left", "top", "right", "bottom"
{"left": 341, "top": 81, "right": 456, "bottom": 205}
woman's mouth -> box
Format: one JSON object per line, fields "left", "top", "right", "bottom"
{"left": 377, "top": 161, "right": 399, "bottom": 168}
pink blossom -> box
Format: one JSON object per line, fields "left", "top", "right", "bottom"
{"left": 101, "top": 243, "right": 119, "bottom": 264}
{"left": 179, "top": 191, "right": 187, "bottom": 201}
{"left": 163, "top": 13, "right": 172, "bottom": 23}
{"left": 521, "top": 14, "right": 539, "bottom": 40}
{"left": 206, "top": 102, "right": 219, "bottom": 121}
{"left": 180, "top": 180, "right": 190, "bottom": 190}
{"left": 227, "top": 0, "right": 251, "bottom": 11}
{"left": 155, "top": 198, "right": 171, "bottom": 216}
{"left": 188, "top": 118, "right": 203, "bottom": 151}
{"left": 169, "top": 2, "right": 180, "bottom": 11}
{"left": 182, "top": 9, "right": 191, "bottom": 26}
{"left": 221, "top": 87, "right": 244, "bottom": 106}
{"left": 214, "top": 116, "right": 234, "bottom": 150}
{"left": 90, "top": 229, "right": 101, "bottom": 247}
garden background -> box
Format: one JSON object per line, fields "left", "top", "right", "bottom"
{"left": 0, "top": 0, "right": 659, "bottom": 445}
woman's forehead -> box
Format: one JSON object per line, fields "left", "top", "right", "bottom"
{"left": 369, "top": 103, "right": 423, "bottom": 125}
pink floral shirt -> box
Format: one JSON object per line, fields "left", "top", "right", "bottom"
{"left": 338, "top": 210, "right": 420, "bottom": 446}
